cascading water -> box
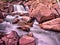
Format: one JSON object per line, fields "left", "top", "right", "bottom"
{"left": 0, "top": 4, "right": 60, "bottom": 45}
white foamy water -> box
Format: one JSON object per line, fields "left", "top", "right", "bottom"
{"left": 30, "top": 20, "right": 60, "bottom": 45}
{"left": 13, "top": 4, "right": 28, "bottom": 13}
{"left": 5, "top": 22, "right": 28, "bottom": 36}
{"left": 0, "top": 19, "right": 60, "bottom": 45}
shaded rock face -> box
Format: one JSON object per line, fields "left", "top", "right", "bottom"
{"left": 28, "top": 0, "right": 60, "bottom": 23}
{"left": 29, "top": 3, "right": 59, "bottom": 23}
{"left": 40, "top": 18, "right": 60, "bottom": 31}
{"left": 2, "top": 31, "right": 19, "bottom": 45}
{"left": 19, "top": 35, "right": 35, "bottom": 45}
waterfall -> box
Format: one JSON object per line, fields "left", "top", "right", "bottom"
{"left": 13, "top": 4, "right": 28, "bottom": 13}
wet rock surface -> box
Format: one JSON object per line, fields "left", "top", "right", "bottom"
{"left": 0, "top": 0, "right": 60, "bottom": 45}
{"left": 19, "top": 35, "right": 35, "bottom": 45}
{"left": 2, "top": 31, "right": 19, "bottom": 45}
{"left": 29, "top": 0, "right": 60, "bottom": 23}
{"left": 0, "top": 21, "right": 60, "bottom": 45}
{"left": 40, "top": 18, "right": 60, "bottom": 31}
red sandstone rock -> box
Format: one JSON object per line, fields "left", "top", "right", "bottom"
{"left": 29, "top": 3, "right": 58, "bottom": 23}
{"left": 19, "top": 35, "right": 35, "bottom": 45}
{"left": 40, "top": 18, "right": 60, "bottom": 31}
{"left": 2, "top": 31, "right": 19, "bottom": 45}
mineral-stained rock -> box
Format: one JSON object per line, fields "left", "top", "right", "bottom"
{"left": 2, "top": 31, "right": 19, "bottom": 45}
{"left": 19, "top": 35, "right": 35, "bottom": 45}
{"left": 17, "top": 22, "right": 33, "bottom": 32}
{"left": 29, "top": 3, "right": 58, "bottom": 23}
{"left": 40, "top": 18, "right": 60, "bottom": 31}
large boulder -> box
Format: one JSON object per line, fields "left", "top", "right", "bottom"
{"left": 29, "top": 3, "right": 58, "bottom": 23}
{"left": 40, "top": 18, "right": 60, "bottom": 31}
{"left": 19, "top": 35, "right": 35, "bottom": 45}
{"left": 2, "top": 31, "right": 19, "bottom": 45}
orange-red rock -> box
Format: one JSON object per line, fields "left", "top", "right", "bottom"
{"left": 29, "top": 3, "right": 58, "bottom": 23}
{"left": 2, "top": 31, "right": 19, "bottom": 45}
{"left": 40, "top": 18, "right": 60, "bottom": 31}
{"left": 19, "top": 35, "right": 35, "bottom": 45}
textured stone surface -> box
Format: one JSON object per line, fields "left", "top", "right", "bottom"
{"left": 40, "top": 18, "right": 60, "bottom": 31}
{"left": 19, "top": 35, "right": 35, "bottom": 45}
{"left": 29, "top": 3, "right": 58, "bottom": 23}
{"left": 2, "top": 31, "right": 19, "bottom": 45}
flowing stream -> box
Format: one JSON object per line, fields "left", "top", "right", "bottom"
{"left": 0, "top": 4, "right": 60, "bottom": 45}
